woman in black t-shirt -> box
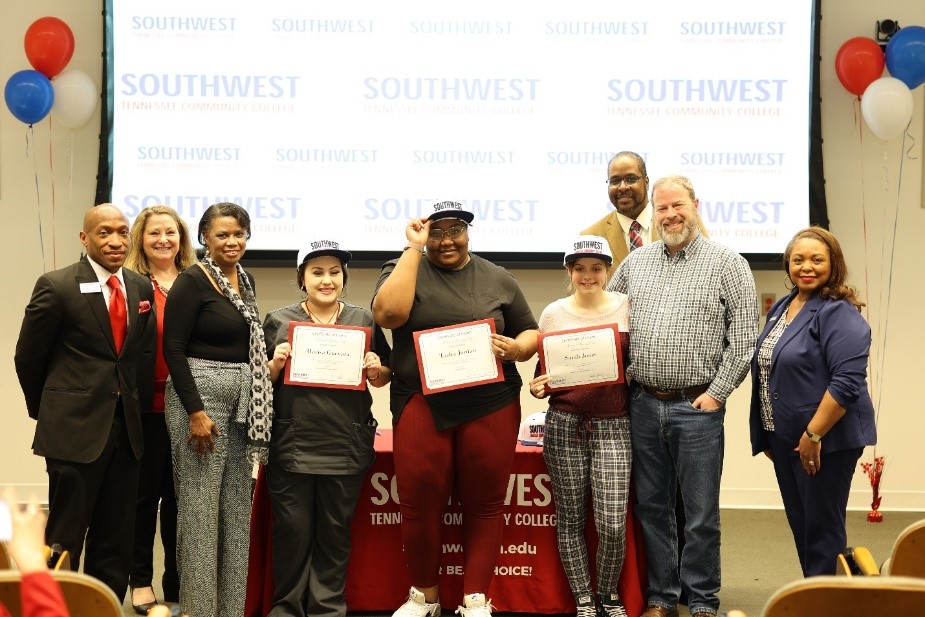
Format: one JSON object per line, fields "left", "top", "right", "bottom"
{"left": 372, "top": 201, "right": 538, "bottom": 617}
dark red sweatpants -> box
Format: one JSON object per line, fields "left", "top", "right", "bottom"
{"left": 393, "top": 394, "right": 520, "bottom": 595}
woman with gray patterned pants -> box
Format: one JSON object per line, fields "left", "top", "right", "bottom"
{"left": 529, "top": 236, "right": 632, "bottom": 617}
{"left": 163, "top": 203, "right": 273, "bottom": 617}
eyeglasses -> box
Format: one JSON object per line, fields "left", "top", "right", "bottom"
{"left": 428, "top": 225, "right": 468, "bottom": 241}
{"left": 607, "top": 175, "right": 642, "bottom": 187}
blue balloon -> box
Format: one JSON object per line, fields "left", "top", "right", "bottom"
{"left": 885, "top": 25, "right": 925, "bottom": 90}
{"left": 4, "top": 69, "right": 54, "bottom": 125}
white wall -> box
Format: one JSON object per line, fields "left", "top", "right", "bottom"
{"left": 1, "top": 0, "right": 922, "bottom": 510}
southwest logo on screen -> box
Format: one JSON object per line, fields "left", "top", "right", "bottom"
{"left": 120, "top": 74, "right": 300, "bottom": 98}
{"left": 122, "top": 196, "right": 301, "bottom": 219}
{"left": 363, "top": 77, "right": 539, "bottom": 101}
{"left": 680, "top": 152, "right": 786, "bottom": 167}
{"left": 544, "top": 20, "right": 648, "bottom": 35}
{"left": 413, "top": 150, "right": 514, "bottom": 164}
{"left": 130, "top": 16, "right": 237, "bottom": 31}
{"left": 275, "top": 148, "right": 379, "bottom": 164}
{"left": 699, "top": 200, "right": 784, "bottom": 225}
{"left": 545, "top": 151, "right": 614, "bottom": 166}
{"left": 408, "top": 20, "right": 512, "bottom": 35}
{"left": 364, "top": 198, "right": 538, "bottom": 222}
{"left": 607, "top": 78, "right": 786, "bottom": 102}
{"left": 135, "top": 146, "right": 242, "bottom": 162}
{"left": 270, "top": 17, "right": 374, "bottom": 33}
{"left": 679, "top": 21, "right": 786, "bottom": 36}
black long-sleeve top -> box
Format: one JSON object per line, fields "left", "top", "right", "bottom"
{"left": 162, "top": 265, "right": 255, "bottom": 414}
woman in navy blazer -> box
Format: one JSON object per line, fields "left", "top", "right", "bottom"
{"left": 749, "top": 227, "right": 876, "bottom": 577}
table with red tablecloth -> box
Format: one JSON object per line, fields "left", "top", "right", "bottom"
{"left": 246, "top": 429, "right": 646, "bottom": 615}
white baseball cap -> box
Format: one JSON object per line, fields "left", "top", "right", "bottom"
{"left": 427, "top": 200, "right": 475, "bottom": 224}
{"left": 518, "top": 410, "right": 547, "bottom": 447}
{"left": 563, "top": 234, "right": 613, "bottom": 266}
{"left": 297, "top": 238, "right": 352, "bottom": 266}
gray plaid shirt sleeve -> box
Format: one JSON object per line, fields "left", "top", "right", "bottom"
{"left": 708, "top": 253, "right": 759, "bottom": 401}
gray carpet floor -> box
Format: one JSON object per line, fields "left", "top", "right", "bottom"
{"left": 124, "top": 508, "right": 923, "bottom": 617}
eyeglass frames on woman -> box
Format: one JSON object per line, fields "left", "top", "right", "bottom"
{"left": 428, "top": 225, "right": 468, "bottom": 241}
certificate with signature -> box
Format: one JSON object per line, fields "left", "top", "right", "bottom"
{"left": 538, "top": 324, "right": 624, "bottom": 391}
{"left": 413, "top": 319, "right": 504, "bottom": 395}
{"left": 285, "top": 321, "right": 371, "bottom": 390}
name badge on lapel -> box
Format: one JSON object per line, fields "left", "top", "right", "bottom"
{"left": 80, "top": 282, "right": 102, "bottom": 294}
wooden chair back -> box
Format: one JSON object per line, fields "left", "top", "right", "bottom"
{"left": 0, "top": 569, "right": 122, "bottom": 617}
{"left": 886, "top": 518, "right": 925, "bottom": 577}
{"left": 763, "top": 575, "right": 925, "bottom": 616}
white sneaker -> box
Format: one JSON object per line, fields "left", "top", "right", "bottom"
{"left": 393, "top": 587, "right": 441, "bottom": 617}
{"left": 455, "top": 593, "right": 493, "bottom": 617}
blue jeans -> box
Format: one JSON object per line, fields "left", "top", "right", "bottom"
{"left": 630, "top": 383, "right": 724, "bottom": 614}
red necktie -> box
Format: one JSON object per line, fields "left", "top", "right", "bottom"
{"left": 629, "top": 220, "right": 643, "bottom": 251}
{"left": 107, "top": 275, "right": 127, "bottom": 353}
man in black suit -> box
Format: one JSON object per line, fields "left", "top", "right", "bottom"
{"left": 15, "top": 204, "right": 155, "bottom": 600}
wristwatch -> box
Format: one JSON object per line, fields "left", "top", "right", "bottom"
{"left": 805, "top": 428, "right": 823, "bottom": 443}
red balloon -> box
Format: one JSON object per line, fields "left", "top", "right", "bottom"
{"left": 835, "top": 37, "right": 885, "bottom": 96}
{"left": 24, "top": 17, "right": 75, "bottom": 79}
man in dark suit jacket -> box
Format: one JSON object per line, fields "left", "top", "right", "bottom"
{"left": 14, "top": 204, "right": 155, "bottom": 600}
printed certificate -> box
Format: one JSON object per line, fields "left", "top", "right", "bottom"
{"left": 538, "top": 324, "right": 624, "bottom": 391}
{"left": 285, "top": 321, "right": 371, "bottom": 390}
{"left": 413, "top": 319, "right": 503, "bottom": 395}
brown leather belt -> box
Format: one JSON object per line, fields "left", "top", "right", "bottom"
{"left": 640, "top": 383, "right": 710, "bottom": 401}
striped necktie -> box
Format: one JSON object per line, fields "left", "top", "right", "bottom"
{"left": 629, "top": 220, "right": 643, "bottom": 251}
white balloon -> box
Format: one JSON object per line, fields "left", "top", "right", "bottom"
{"left": 860, "top": 77, "right": 913, "bottom": 140}
{"left": 51, "top": 69, "right": 98, "bottom": 129}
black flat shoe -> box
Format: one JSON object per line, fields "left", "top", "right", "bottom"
{"left": 132, "top": 600, "right": 158, "bottom": 615}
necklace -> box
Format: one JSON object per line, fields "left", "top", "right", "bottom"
{"left": 151, "top": 275, "right": 172, "bottom": 296}
{"left": 304, "top": 300, "right": 341, "bottom": 324}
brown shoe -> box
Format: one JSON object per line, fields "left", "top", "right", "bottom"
{"left": 640, "top": 607, "right": 670, "bottom": 617}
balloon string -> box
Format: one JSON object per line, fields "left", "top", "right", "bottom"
{"left": 873, "top": 135, "right": 906, "bottom": 430}
{"left": 49, "top": 120, "right": 58, "bottom": 269}
{"left": 28, "top": 126, "right": 48, "bottom": 273}
{"left": 67, "top": 131, "right": 76, "bottom": 252}
{"left": 903, "top": 123, "right": 918, "bottom": 160}
{"left": 857, "top": 106, "right": 877, "bottom": 428}
{"left": 850, "top": 96, "right": 861, "bottom": 137}
{"left": 874, "top": 138, "right": 889, "bottom": 440}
